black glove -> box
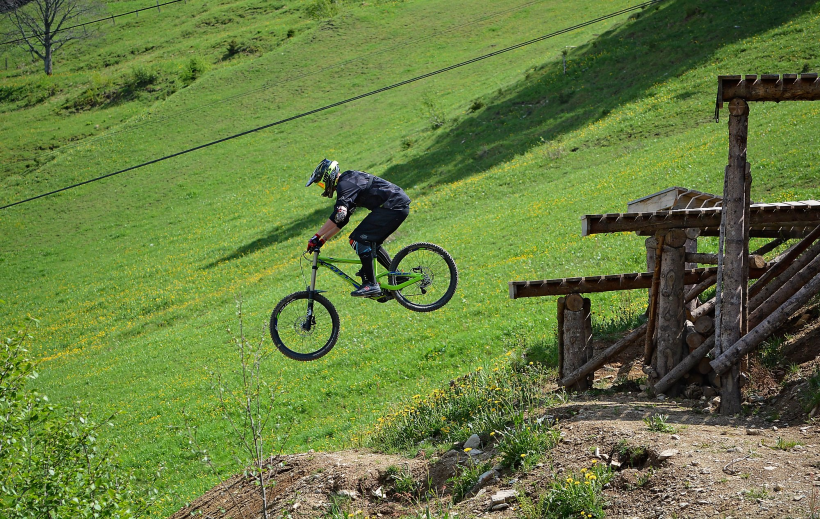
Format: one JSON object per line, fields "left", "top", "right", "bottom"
{"left": 306, "top": 234, "right": 325, "bottom": 252}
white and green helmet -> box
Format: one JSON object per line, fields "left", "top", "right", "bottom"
{"left": 306, "top": 158, "right": 340, "bottom": 198}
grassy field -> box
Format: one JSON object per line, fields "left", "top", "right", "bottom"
{"left": 2, "top": 0, "right": 820, "bottom": 514}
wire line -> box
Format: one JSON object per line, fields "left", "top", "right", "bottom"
{"left": 1, "top": 0, "right": 663, "bottom": 211}
{"left": 2, "top": 0, "right": 547, "bottom": 170}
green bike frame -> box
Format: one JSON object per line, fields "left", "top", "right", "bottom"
{"left": 307, "top": 250, "right": 424, "bottom": 294}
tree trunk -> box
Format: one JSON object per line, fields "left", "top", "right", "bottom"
{"left": 716, "top": 98, "right": 749, "bottom": 416}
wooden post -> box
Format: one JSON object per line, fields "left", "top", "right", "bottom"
{"left": 716, "top": 98, "right": 749, "bottom": 415}
{"left": 645, "top": 236, "right": 658, "bottom": 310}
{"left": 562, "top": 294, "right": 592, "bottom": 391}
{"left": 557, "top": 297, "right": 565, "bottom": 379}
{"left": 644, "top": 234, "right": 665, "bottom": 364}
{"left": 685, "top": 228, "right": 700, "bottom": 313}
{"left": 652, "top": 229, "right": 687, "bottom": 392}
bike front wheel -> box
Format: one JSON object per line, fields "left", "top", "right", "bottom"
{"left": 270, "top": 291, "right": 340, "bottom": 361}
{"left": 389, "top": 242, "right": 458, "bottom": 312}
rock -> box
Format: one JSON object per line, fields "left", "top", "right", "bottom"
{"left": 680, "top": 502, "right": 689, "bottom": 509}
{"left": 337, "top": 490, "right": 358, "bottom": 500}
{"left": 763, "top": 466, "right": 776, "bottom": 471}
{"left": 656, "top": 394, "right": 667, "bottom": 401}
{"left": 467, "top": 448, "right": 483, "bottom": 456}
{"left": 746, "top": 428, "right": 763, "bottom": 436}
{"left": 703, "top": 387, "right": 718, "bottom": 398}
{"left": 671, "top": 434, "right": 681, "bottom": 440}
{"left": 372, "top": 486, "right": 386, "bottom": 499}
{"left": 774, "top": 483, "right": 784, "bottom": 492}
{"left": 464, "top": 434, "right": 481, "bottom": 449}
{"left": 658, "top": 449, "right": 679, "bottom": 461}
{"left": 490, "top": 489, "right": 518, "bottom": 505}
{"left": 794, "top": 494, "right": 805, "bottom": 501}
{"left": 490, "top": 503, "right": 510, "bottom": 511}
{"left": 727, "top": 447, "right": 743, "bottom": 453}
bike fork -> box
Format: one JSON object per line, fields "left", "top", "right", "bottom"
{"left": 301, "top": 251, "right": 320, "bottom": 332}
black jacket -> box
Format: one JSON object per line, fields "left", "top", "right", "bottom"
{"left": 330, "top": 170, "right": 410, "bottom": 228}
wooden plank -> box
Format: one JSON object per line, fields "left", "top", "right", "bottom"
{"left": 718, "top": 74, "right": 820, "bottom": 106}
{"left": 583, "top": 202, "right": 820, "bottom": 236}
{"left": 508, "top": 266, "right": 767, "bottom": 299}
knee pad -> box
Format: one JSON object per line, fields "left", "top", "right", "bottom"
{"left": 349, "top": 238, "right": 373, "bottom": 257}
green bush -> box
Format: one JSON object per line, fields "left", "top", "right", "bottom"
{"left": 306, "top": 0, "right": 343, "bottom": 19}
{"left": 180, "top": 57, "right": 208, "bottom": 85}
{"left": 0, "top": 320, "right": 156, "bottom": 518}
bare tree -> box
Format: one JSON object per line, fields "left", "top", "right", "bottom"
{"left": 2, "top": 0, "right": 101, "bottom": 75}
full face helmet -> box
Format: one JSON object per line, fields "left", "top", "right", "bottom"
{"left": 306, "top": 158, "right": 340, "bottom": 198}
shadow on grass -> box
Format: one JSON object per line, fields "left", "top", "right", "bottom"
{"left": 215, "top": 0, "right": 817, "bottom": 265}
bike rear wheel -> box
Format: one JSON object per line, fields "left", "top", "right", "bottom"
{"left": 389, "top": 242, "right": 458, "bottom": 312}
{"left": 270, "top": 291, "right": 340, "bottom": 361}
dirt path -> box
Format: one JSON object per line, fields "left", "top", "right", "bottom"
{"left": 170, "top": 389, "right": 820, "bottom": 519}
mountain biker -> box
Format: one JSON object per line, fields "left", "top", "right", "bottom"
{"left": 305, "top": 159, "right": 411, "bottom": 297}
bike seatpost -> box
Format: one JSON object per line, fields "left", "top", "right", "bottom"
{"left": 309, "top": 250, "right": 319, "bottom": 292}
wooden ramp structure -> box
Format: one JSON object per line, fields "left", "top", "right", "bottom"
{"left": 509, "top": 73, "right": 820, "bottom": 413}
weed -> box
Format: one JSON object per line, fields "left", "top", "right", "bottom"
{"left": 385, "top": 465, "right": 418, "bottom": 497}
{"left": 643, "top": 414, "right": 677, "bottom": 434}
{"left": 613, "top": 440, "right": 649, "bottom": 468}
{"left": 519, "top": 461, "right": 612, "bottom": 519}
{"left": 805, "top": 368, "right": 820, "bottom": 413}
{"left": 771, "top": 437, "right": 800, "bottom": 451}
{"left": 496, "top": 416, "right": 560, "bottom": 470}
{"left": 759, "top": 336, "right": 785, "bottom": 368}
{"left": 742, "top": 488, "right": 770, "bottom": 500}
{"left": 447, "top": 458, "right": 492, "bottom": 503}
{"left": 635, "top": 469, "right": 653, "bottom": 488}
{"left": 421, "top": 93, "right": 447, "bottom": 130}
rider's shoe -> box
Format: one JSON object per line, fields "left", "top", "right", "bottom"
{"left": 351, "top": 283, "right": 382, "bottom": 297}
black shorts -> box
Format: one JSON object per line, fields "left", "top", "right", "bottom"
{"left": 348, "top": 206, "right": 409, "bottom": 245}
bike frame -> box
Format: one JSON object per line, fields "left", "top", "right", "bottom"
{"left": 307, "top": 250, "right": 424, "bottom": 294}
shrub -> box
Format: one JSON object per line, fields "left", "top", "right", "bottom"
{"left": 180, "top": 57, "right": 208, "bottom": 85}
{"left": 306, "top": 0, "right": 342, "bottom": 19}
{"left": 0, "top": 319, "right": 156, "bottom": 517}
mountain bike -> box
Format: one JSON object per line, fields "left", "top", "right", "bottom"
{"left": 270, "top": 242, "right": 458, "bottom": 361}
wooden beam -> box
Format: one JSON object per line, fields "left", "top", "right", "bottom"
{"left": 718, "top": 74, "right": 820, "bottom": 106}
{"left": 508, "top": 266, "right": 767, "bottom": 299}
{"left": 685, "top": 252, "right": 765, "bottom": 268}
{"left": 640, "top": 226, "right": 815, "bottom": 239}
{"left": 582, "top": 202, "right": 820, "bottom": 236}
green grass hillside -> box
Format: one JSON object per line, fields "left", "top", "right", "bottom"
{"left": 2, "top": 0, "right": 820, "bottom": 514}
